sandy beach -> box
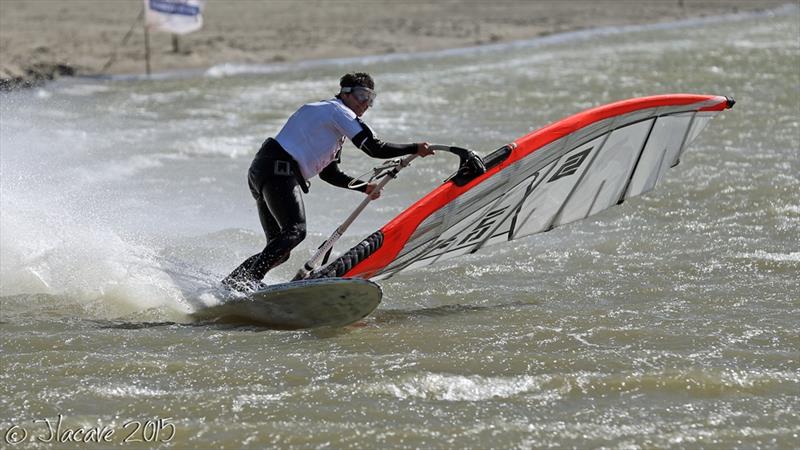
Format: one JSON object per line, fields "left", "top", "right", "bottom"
{"left": 0, "top": 0, "right": 789, "bottom": 89}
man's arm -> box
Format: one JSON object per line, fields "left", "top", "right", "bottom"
{"left": 351, "top": 119, "right": 418, "bottom": 158}
{"left": 318, "top": 160, "right": 367, "bottom": 192}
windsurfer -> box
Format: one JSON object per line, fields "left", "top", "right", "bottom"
{"left": 222, "top": 72, "right": 433, "bottom": 291}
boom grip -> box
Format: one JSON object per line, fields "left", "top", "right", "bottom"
{"left": 435, "top": 145, "right": 487, "bottom": 186}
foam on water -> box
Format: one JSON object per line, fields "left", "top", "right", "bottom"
{"left": 0, "top": 102, "right": 222, "bottom": 319}
{"left": 367, "top": 372, "right": 552, "bottom": 402}
{"left": 735, "top": 251, "right": 800, "bottom": 263}
{"left": 0, "top": 192, "right": 192, "bottom": 319}
{"left": 369, "top": 368, "right": 799, "bottom": 402}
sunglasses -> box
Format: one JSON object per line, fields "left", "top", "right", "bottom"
{"left": 341, "top": 86, "right": 376, "bottom": 106}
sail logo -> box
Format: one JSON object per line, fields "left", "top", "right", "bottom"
{"left": 422, "top": 206, "right": 510, "bottom": 260}
{"left": 458, "top": 207, "right": 508, "bottom": 245}
{"left": 549, "top": 148, "right": 592, "bottom": 182}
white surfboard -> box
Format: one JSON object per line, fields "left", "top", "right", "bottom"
{"left": 191, "top": 278, "right": 382, "bottom": 329}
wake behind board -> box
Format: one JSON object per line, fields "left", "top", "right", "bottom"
{"left": 191, "top": 278, "right": 382, "bottom": 329}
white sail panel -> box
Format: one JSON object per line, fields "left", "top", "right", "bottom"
{"left": 471, "top": 165, "right": 553, "bottom": 251}
{"left": 683, "top": 114, "right": 715, "bottom": 150}
{"left": 378, "top": 179, "right": 508, "bottom": 276}
{"left": 401, "top": 202, "right": 496, "bottom": 270}
{"left": 512, "top": 135, "right": 606, "bottom": 238}
{"left": 625, "top": 113, "right": 694, "bottom": 199}
{"left": 430, "top": 170, "right": 541, "bottom": 263}
{"left": 556, "top": 119, "right": 654, "bottom": 225}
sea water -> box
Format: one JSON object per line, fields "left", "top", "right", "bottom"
{"left": 1, "top": 8, "right": 798, "bottom": 449}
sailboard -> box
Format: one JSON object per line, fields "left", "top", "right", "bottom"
{"left": 192, "top": 278, "right": 382, "bottom": 329}
{"left": 309, "top": 94, "right": 735, "bottom": 280}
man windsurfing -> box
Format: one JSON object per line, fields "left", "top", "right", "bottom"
{"left": 223, "top": 72, "right": 433, "bottom": 292}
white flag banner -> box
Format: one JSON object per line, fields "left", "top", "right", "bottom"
{"left": 144, "top": 0, "right": 206, "bottom": 35}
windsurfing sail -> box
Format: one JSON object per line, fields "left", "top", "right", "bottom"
{"left": 311, "top": 94, "right": 735, "bottom": 281}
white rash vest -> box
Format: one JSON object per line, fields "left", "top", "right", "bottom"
{"left": 275, "top": 98, "right": 364, "bottom": 180}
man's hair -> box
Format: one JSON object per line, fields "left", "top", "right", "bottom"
{"left": 339, "top": 72, "right": 375, "bottom": 90}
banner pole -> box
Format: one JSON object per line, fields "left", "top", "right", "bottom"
{"left": 100, "top": 8, "right": 144, "bottom": 73}
{"left": 144, "top": 23, "right": 151, "bottom": 76}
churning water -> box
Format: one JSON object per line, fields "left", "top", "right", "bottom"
{"left": 1, "top": 8, "right": 798, "bottom": 449}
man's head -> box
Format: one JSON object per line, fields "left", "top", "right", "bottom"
{"left": 338, "top": 72, "right": 376, "bottom": 117}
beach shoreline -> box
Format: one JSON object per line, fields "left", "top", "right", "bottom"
{"left": 0, "top": 0, "right": 789, "bottom": 89}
